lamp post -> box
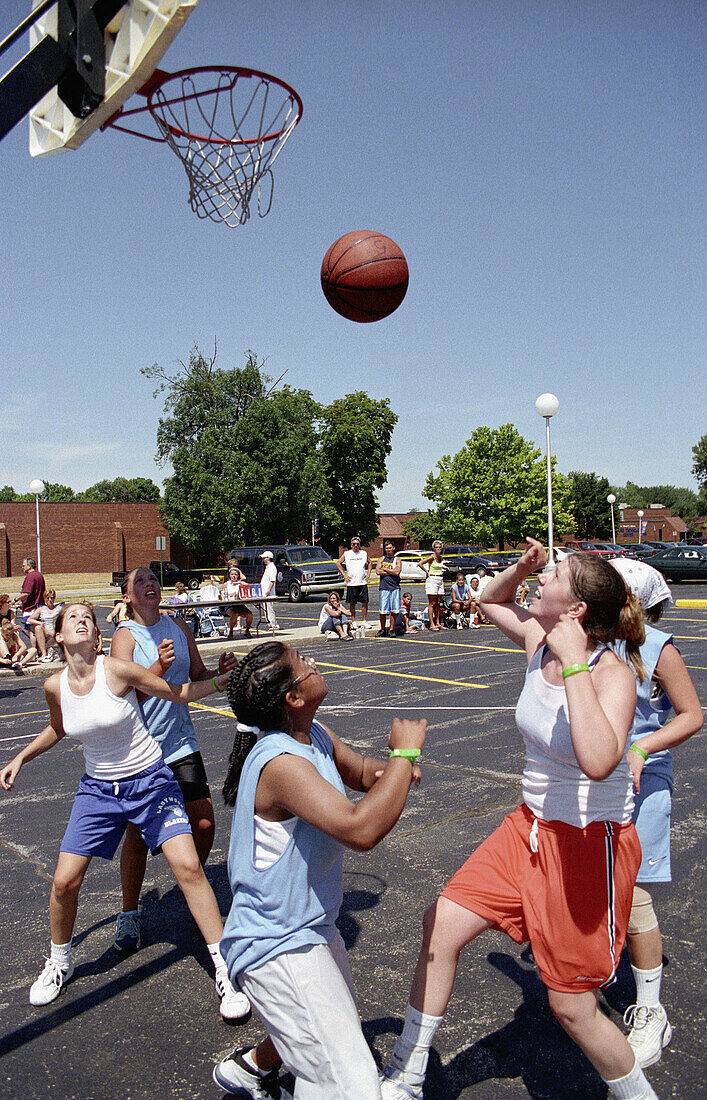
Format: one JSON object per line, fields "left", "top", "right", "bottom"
{"left": 607, "top": 494, "right": 616, "bottom": 544}
{"left": 637, "top": 509, "right": 644, "bottom": 543}
{"left": 29, "top": 479, "right": 45, "bottom": 572}
{"left": 535, "top": 393, "right": 560, "bottom": 562}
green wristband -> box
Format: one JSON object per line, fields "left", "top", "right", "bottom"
{"left": 389, "top": 748, "right": 421, "bottom": 763}
{"left": 629, "top": 743, "right": 649, "bottom": 761}
{"left": 212, "top": 676, "right": 225, "bottom": 693}
{"left": 562, "top": 663, "right": 590, "bottom": 680}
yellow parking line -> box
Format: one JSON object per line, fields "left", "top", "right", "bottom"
{"left": 314, "top": 660, "right": 489, "bottom": 689}
{"left": 191, "top": 702, "right": 232, "bottom": 717}
{"left": 675, "top": 600, "right": 707, "bottom": 609}
{"left": 0, "top": 708, "right": 48, "bottom": 720}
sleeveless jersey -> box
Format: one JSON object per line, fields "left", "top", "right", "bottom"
{"left": 515, "top": 645, "right": 634, "bottom": 826}
{"left": 59, "top": 655, "right": 161, "bottom": 780}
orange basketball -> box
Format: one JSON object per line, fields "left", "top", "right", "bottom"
{"left": 320, "top": 231, "right": 409, "bottom": 322}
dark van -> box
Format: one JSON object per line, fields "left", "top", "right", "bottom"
{"left": 229, "top": 545, "right": 346, "bottom": 603}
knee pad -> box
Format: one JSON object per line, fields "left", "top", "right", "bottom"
{"left": 627, "top": 885, "right": 658, "bottom": 935}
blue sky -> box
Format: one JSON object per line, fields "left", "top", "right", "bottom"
{"left": 1, "top": 0, "right": 704, "bottom": 512}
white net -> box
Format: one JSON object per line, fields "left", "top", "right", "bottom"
{"left": 148, "top": 67, "right": 302, "bottom": 227}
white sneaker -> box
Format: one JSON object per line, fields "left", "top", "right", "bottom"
{"left": 213, "top": 1047, "right": 293, "bottom": 1098}
{"left": 215, "top": 967, "right": 251, "bottom": 1021}
{"left": 624, "top": 1003, "right": 673, "bottom": 1067}
{"left": 380, "top": 1069, "right": 423, "bottom": 1099}
{"left": 29, "top": 958, "right": 74, "bottom": 1006}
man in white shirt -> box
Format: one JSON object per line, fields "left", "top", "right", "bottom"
{"left": 337, "top": 536, "right": 372, "bottom": 625}
{"left": 260, "top": 551, "right": 279, "bottom": 633}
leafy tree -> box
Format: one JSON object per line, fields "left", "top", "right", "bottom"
{"left": 148, "top": 345, "right": 337, "bottom": 560}
{"left": 613, "top": 482, "right": 701, "bottom": 519}
{"left": 692, "top": 432, "right": 707, "bottom": 504}
{"left": 318, "top": 392, "right": 398, "bottom": 546}
{"left": 0, "top": 485, "right": 20, "bottom": 501}
{"left": 567, "top": 471, "right": 613, "bottom": 539}
{"left": 414, "top": 424, "right": 574, "bottom": 548}
{"left": 77, "top": 477, "right": 160, "bottom": 502}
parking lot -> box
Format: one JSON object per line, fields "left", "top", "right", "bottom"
{"left": 0, "top": 581, "right": 705, "bottom": 1099}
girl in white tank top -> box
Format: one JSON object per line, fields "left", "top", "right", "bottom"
{"left": 0, "top": 602, "right": 249, "bottom": 1022}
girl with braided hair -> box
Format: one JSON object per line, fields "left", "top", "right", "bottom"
{"left": 382, "top": 540, "right": 661, "bottom": 1100}
{"left": 213, "top": 640, "right": 427, "bottom": 1100}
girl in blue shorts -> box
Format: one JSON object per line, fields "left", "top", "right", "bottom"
{"left": 0, "top": 602, "right": 245, "bottom": 1017}
{"left": 610, "top": 559, "right": 703, "bottom": 1068}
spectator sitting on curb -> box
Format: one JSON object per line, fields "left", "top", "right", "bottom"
{"left": 450, "top": 572, "right": 479, "bottom": 629}
{"left": 26, "top": 589, "right": 64, "bottom": 661}
{"left": 395, "top": 592, "right": 425, "bottom": 634}
{"left": 0, "top": 594, "right": 15, "bottom": 626}
{"left": 0, "top": 619, "right": 37, "bottom": 675}
{"left": 318, "top": 592, "right": 353, "bottom": 640}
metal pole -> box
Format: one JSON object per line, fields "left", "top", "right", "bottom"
{"left": 35, "top": 493, "right": 41, "bottom": 572}
{"left": 610, "top": 503, "right": 616, "bottom": 543}
{"left": 545, "top": 417, "right": 554, "bottom": 559}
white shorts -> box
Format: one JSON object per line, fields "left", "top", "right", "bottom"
{"left": 238, "top": 934, "right": 381, "bottom": 1099}
{"left": 425, "top": 576, "right": 445, "bottom": 596}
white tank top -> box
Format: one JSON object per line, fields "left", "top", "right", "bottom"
{"left": 515, "top": 645, "right": 634, "bottom": 826}
{"left": 60, "top": 655, "right": 162, "bottom": 780}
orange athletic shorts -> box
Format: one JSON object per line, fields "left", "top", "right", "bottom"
{"left": 442, "top": 803, "right": 641, "bottom": 993}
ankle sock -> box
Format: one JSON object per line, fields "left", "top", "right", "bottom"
{"left": 631, "top": 963, "right": 662, "bottom": 1008}
{"left": 605, "top": 1056, "right": 658, "bottom": 1099}
{"left": 50, "top": 941, "right": 72, "bottom": 970}
{"left": 207, "top": 941, "right": 225, "bottom": 972}
{"left": 389, "top": 1005, "right": 444, "bottom": 1086}
{"left": 241, "top": 1050, "right": 265, "bottom": 1076}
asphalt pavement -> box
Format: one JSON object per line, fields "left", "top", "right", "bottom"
{"left": 0, "top": 583, "right": 705, "bottom": 1099}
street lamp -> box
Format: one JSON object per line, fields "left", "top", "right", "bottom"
{"left": 29, "top": 479, "right": 45, "bottom": 572}
{"left": 637, "top": 509, "right": 644, "bottom": 543}
{"left": 535, "top": 393, "right": 560, "bottom": 562}
{"left": 607, "top": 494, "right": 616, "bottom": 544}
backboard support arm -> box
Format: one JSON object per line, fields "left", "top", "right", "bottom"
{"left": 0, "top": 0, "right": 124, "bottom": 141}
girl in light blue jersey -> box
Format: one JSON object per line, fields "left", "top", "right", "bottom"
{"left": 213, "top": 640, "right": 426, "bottom": 1100}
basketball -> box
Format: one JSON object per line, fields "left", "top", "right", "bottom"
{"left": 320, "top": 231, "right": 409, "bottom": 322}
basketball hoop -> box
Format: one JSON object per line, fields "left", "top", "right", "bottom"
{"left": 104, "top": 66, "right": 303, "bottom": 227}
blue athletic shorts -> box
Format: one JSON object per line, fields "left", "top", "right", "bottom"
{"left": 379, "top": 588, "right": 401, "bottom": 615}
{"left": 60, "top": 759, "right": 193, "bottom": 860}
{"left": 633, "top": 771, "right": 672, "bottom": 883}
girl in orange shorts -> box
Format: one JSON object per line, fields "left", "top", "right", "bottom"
{"left": 382, "top": 539, "right": 661, "bottom": 1100}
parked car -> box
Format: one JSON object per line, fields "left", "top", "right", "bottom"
{"left": 649, "top": 545, "right": 707, "bottom": 583}
{"left": 618, "top": 543, "right": 658, "bottom": 559}
{"left": 591, "top": 542, "right": 626, "bottom": 557}
{"left": 111, "top": 560, "right": 202, "bottom": 589}
{"left": 229, "top": 544, "right": 345, "bottom": 603}
{"left": 395, "top": 551, "right": 429, "bottom": 582}
{"left": 440, "top": 553, "right": 499, "bottom": 581}
{"left": 564, "top": 540, "right": 616, "bottom": 558}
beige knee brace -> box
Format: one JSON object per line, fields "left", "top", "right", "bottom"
{"left": 627, "top": 885, "right": 659, "bottom": 935}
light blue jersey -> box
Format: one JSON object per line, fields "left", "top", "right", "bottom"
{"left": 221, "top": 720, "right": 345, "bottom": 979}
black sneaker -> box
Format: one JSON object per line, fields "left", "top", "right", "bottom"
{"left": 376, "top": 628, "right": 389, "bottom": 637}
{"left": 113, "top": 910, "right": 141, "bottom": 952}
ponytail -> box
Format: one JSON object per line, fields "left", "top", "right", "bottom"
{"left": 567, "top": 553, "right": 646, "bottom": 681}
{"left": 222, "top": 641, "right": 293, "bottom": 805}
{"left": 616, "top": 590, "right": 647, "bottom": 683}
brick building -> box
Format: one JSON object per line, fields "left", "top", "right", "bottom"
{"left": 0, "top": 503, "right": 170, "bottom": 577}
{"left": 617, "top": 505, "right": 687, "bottom": 543}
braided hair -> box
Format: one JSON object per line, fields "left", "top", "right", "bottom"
{"left": 222, "top": 641, "right": 294, "bottom": 805}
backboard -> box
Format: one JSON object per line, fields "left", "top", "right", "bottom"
{"left": 0, "top": 0, "right": 197, "bottom": 155}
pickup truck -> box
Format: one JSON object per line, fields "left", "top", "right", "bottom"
{"left": 111, "top": 561, "right": 203, "bottom": 590}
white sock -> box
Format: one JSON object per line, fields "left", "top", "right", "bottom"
{"left": 389, "top": 1005, "right": 443, "bottom": 1085}
{"left": 50, "top": 940, "right": 72, "bottom": 970}
{"left": 207, "top": 941, "right": 225, "bottom": 972}
{"left": 605, "top": 1056, "right": 658, "bottom": 1099}
{"left": 632, "top": 963, "right": 662, "bottom": 1008}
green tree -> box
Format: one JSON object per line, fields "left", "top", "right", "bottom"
{"left": 692, "top": 432, "right": 707, "bottom": 506}
{"left": 0, "top": 485, "right": 20, "bottom": 501}
{"left": 318, "top": 392, "right": 398, "bottom": 546}
{"left": 148, "top": 345, "right": 336, "bottom": 560}
{"left": 613, "top": 482, "right": 701, "bottom": 519}
{"left": 567, "top": 471, "right": 613, "bottom": 539}
{"left": 415, "top": 424, "right": 574, "bottom": 548}
{"left": 77, "top": 477, "right": 160, "bottom": 502}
